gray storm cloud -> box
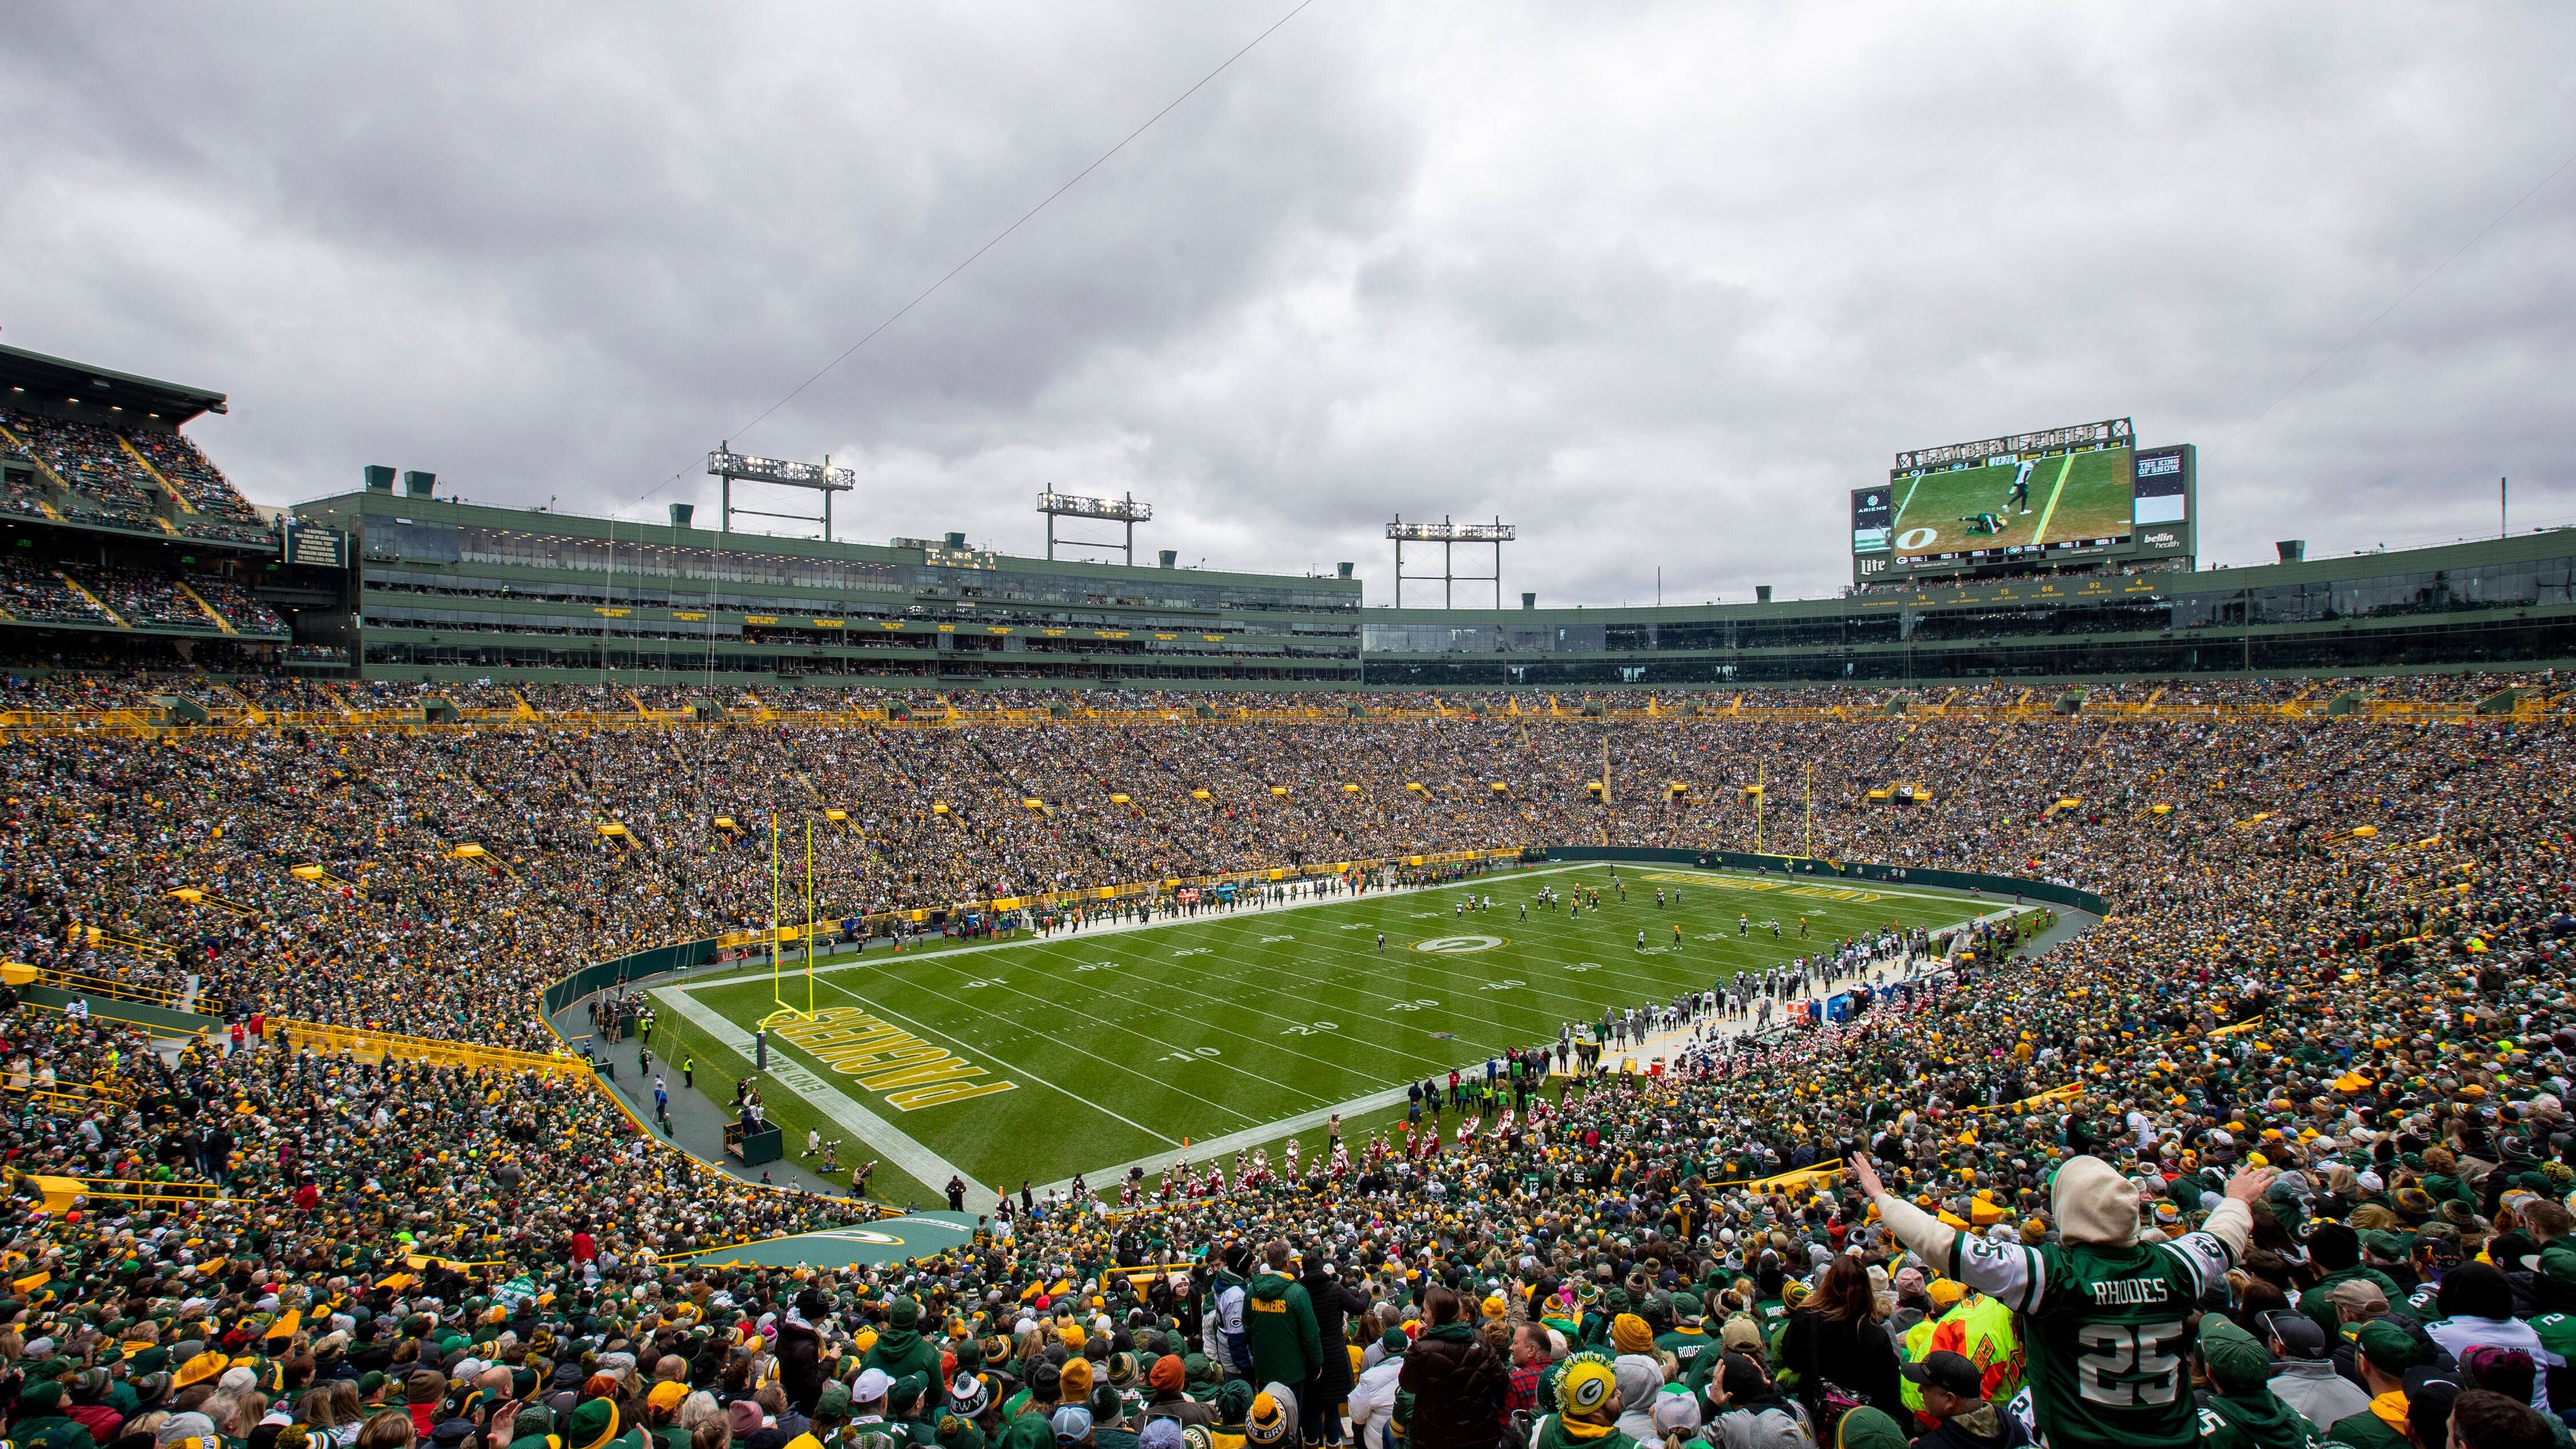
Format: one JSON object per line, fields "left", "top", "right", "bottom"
{"left": 2, "top": 2, "right": 2570, "bottom": 606}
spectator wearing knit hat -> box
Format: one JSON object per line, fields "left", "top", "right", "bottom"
{"left": 860, "top": 1304, "right": 944, "bottom": 1416}
{"left": 1139, "top": 1358, "right": 1212, "bottom": 1431}
{"left": 2301, "top": 1225, "right": 2401, "bottom": 1346}
{"left": 2328, "top": 1321, "right": 2421, "bottom": 1449}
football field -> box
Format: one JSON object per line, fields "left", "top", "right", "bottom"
{"left": 646, "top": 863, "right": 2000, "bottom": 1211}
{"left": 1888, "top": 446, "right": 2133, "bottom": 560}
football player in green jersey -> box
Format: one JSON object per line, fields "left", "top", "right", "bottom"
{"left": 1847, "top": 1151, "right": 2275, "bottom": 1449}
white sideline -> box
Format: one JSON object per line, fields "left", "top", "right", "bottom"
{"left": 650, "top": 985, "right": 998, "bottom": 1214}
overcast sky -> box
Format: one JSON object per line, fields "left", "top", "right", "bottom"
{"left": 4, "top": 3, "right": 2571, "bottom": 607}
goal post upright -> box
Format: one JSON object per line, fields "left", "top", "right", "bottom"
{"left": 769, "top": 811, "right": 783, "bottom": 1014}
{"left": 761, "top": 810, "right": 819, "bottom": 1029}
{"left": 799, "top": 820, "right": 809, "bottom": 1010}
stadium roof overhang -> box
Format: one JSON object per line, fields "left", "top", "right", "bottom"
{"left": 0, "top": 342, "right": 228, "bottom": 425}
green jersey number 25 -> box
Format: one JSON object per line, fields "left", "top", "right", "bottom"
{"left": 2073, "top": 1320, "right": 2186, "bottom": 1406}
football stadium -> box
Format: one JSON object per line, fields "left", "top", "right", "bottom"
{"left": 4, "top": 12, "right": 2575, "bottom": 1449}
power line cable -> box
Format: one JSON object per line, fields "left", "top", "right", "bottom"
{"left": 635, "top": 0, "right": 1322, "bottom": 506}
{"left": 2229, "top": 138, "right": 2576, "bottom": 444}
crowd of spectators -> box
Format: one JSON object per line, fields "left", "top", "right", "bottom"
{"left": 0, "top": 408, "right": 269, "bottom": 543}
{"left": 1, "top": 408, "right": 166, "bottom": 527}
{"left": 185, "top": 577, "right": 288, "bottom": 634}
{"left": 119, "top": 429, "right": 273, "bottom": 542}
{"left": 0, "top": 672, "right": 2563, "bottom": 1449}
{"left": 0, "top": 561, "right": 116, "bottom": 627}
{"left": 0, "top": 673, "right": 2558, "bottom": 1055}
{"left": 0, "top": 559, "right": 289, "bottom": 638}
{"left": 85, "top": 568, "right": 214, "bottom": 631}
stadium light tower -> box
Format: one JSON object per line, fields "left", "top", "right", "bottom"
{"left": 707, "top": 446, "right": 856, "bottom": 541}
{"left": 1387, "top": 515, "right": 1515, "bottom": 608}
{"left": 1037, "top": 489, "right": 1153, "bottom": 566}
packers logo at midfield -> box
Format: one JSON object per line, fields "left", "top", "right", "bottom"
{"left": 1412, "top": 935, "right": 1505, "bottom": 954}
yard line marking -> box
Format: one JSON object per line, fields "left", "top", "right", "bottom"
{"left": 1179, "top": 885, "right": 2009, "bottom": 1047}
{"left": 837, "top": 962, "right": 1352, "bottom": 1114}
{"left": 649, "top": 984, "right": 993, "bottom": 1212}
{"left": 891, "top": 937, "right": 1441, "bottom": 1083}
{"left": 1595, "top": 864, "right": 2009, "bottom": 910}
{"left": 1029, "top": 1077, "right": 1421, "bottom": 1201}
{"left": 1018, "top": 939, "right": 1976, "bottom": 1203}
{"left": 678, "top": 863, "right": 1603, "bottom": 992}
{"left": 2029, "top": 452, "right": 2076, "bottom": 548}
{"left": 1214, "top": 893, "right": 1891, "bottom": 1012}
{"left": 1032, "top": 917, "right": 2034, "bottom": 1200}
{"left": 1008, "top": 868, "right": 1990, "bottom": 1027}
{"left": 803, "top": 972, "right": 1259, "bottom": 1134}
{"left": 719, "top": 854, "right": 1880, "bottom": 999}
{"left": 796, "top": 976, "right": 1193, "bottom": 1146}
{"left": 667, "top": 869, "right": 2017, "bottom": 1197}
{"left": 999, "top": 938, "right": 1461, "bottom": 1072}
{"left": 1239, "top": 926, "right": 1675, "bottom": 1017}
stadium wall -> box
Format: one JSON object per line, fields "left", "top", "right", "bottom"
{"left": 1362, "top": 530, "right": 2576, "bottom": 688}
{"left": 2, "top": 466, "right": 2559, "bottom": 689}
{"left": 293, "top": 488, "right": 1365, "bottom": 686}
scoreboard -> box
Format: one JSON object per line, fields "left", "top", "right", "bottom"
{"left": 1852, "top": 420, "right": 2195, "bottom": 586}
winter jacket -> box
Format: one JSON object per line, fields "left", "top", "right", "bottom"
{"left": 1347, "top": 1355, "right": 1406, "bottom": 1449}
{"left": 777, "top": 1316, "right": 825, "bottom": 1414}
{"left": 1204, "top": 1270, "right": 1253, "bottom": 1377}
{"left": 2266, "top": 1361, "right": 2369, "bottom": 1434}
{"left": 1706, "top": 1398, "right": 1815, "bottom": 1449}
{"left": 2424, "top": 1314, "right": 2565, "bottom": 1415}
{"left": 861, "top": 1326, "right": 947, "bottom": 1412}
{"left": 1913, "top": 1402, "right": 2034, "bottom": 1449}
{"left": 2301, "top": 1266, "right": 2403, "bottom": 1345}
{"left": 1243, "top": 1272, "right": 1323, "bottom": 1391}
{"left": 1397, "top": 1323, "right": 1509, "bottom": 1449}
{"left": 1301, "top": 1267, "right": 1368, "bottom": 1401}
{"left": 11, "top": 1414, "right": 98, "bottom": 1449}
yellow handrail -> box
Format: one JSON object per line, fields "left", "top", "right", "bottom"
{"left": 264, "top": 1018, "right": 587, "bottom": 1077}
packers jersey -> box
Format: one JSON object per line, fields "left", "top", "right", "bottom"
{"left": 1931, "top": 1227, "right": 2233, "bottom": 1449}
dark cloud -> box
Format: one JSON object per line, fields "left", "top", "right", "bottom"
{"left": 2, "top": 2, "right": 2570, "bottom": 608}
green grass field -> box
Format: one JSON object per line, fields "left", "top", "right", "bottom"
{"left": 1888, "top": 446, "right": 2134, "bottom": 560}
{"left": 648, "top": 863, "right": 1997, "bottom": 1211}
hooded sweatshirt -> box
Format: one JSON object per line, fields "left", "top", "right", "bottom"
{"left": 1241, "top": 1272, "right": 1322, "bottom": 1391}
{"left": 1868, "top": 1155, "right": 2253, "bottom": 1449}
{"left": 2191, "top": 1390, "right": 2322, "bottom": 1449}
{"left": 863, "top": 1304, "right": 948, "bottom": 1413}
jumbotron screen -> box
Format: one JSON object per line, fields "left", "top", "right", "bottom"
{"left": 1850, "top": 418, "right": 2195, "bottom": 584}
